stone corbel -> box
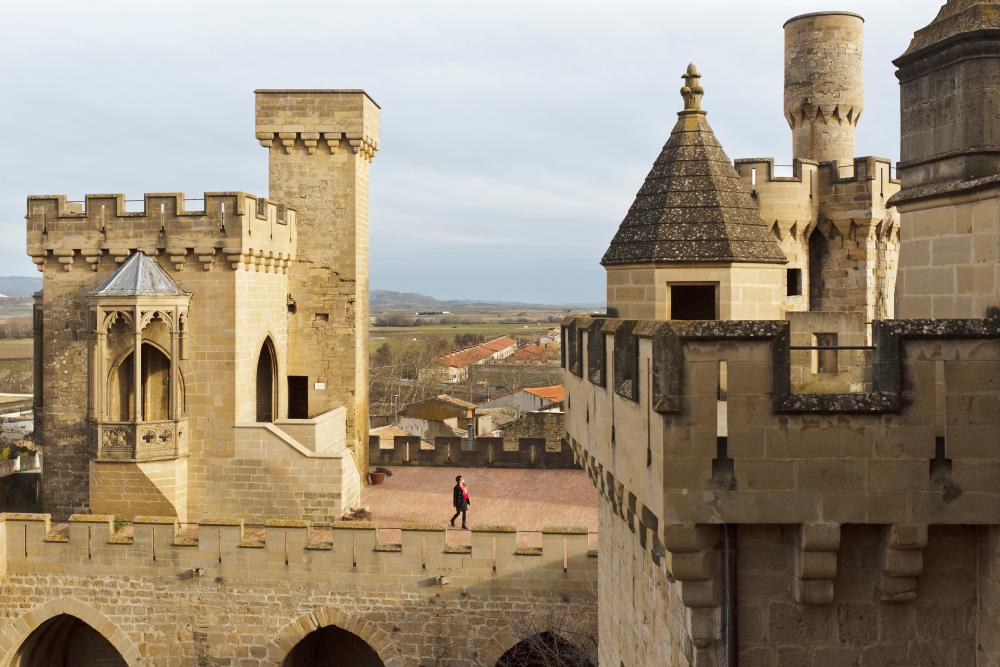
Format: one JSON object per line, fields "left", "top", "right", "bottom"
{"left": 794, "top": 522, "right": 840, "bottom": 605}
{"left": 84, "top": 254, "right": 101, "bottom": 272}
{"left": 256, "top": 131, "right": 275, "bottom": 148}
{"left": 664, "top": 524, "right": 722, "bottom": 609}
{"left": 194, "top": 247, "right": 216, "bottom": 272}
{"left": 879, "top": 524, "right": 927, "bottom": 602}
{"left": 29, "top": 252, "right": 46, "bottom": 271}
{"left": 109, "top": 248, "right": 131, "bottom": 264}
{"left": 54, "top": 250, "right": 75, "bottom": 272}
{"left": 167, "top": 247, "right": 187, "bottom": 271}
{"left": 301, "top": 132, "right": 320, "bottom": 155}
{"left": 664, "top": 524, "right": 722, "bottom": 654}
{"left": 323, "top": 132, "right": 343, "bottom": 153}
{"left": 225, "top": 252, "right": 244, "bottom": 271}
{"left": 278, "top": 132, "right": 297, "bottom": 154}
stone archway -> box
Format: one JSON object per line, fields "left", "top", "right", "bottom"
{"left": 268, "top": 608, "right": 401, "bottom": 667}
{"left": 0, "top": 598, "right": 142, "bottom": 666}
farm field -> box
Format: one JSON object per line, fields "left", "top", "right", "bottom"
{"left": 0, "top": 339, "right": 32, "bottom": 360}
{"left": 369, "top": 322, "right": 555, "bottom": 354}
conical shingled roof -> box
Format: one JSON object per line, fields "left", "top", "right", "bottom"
{"left": 601, "top": 65, "right": 787, "bottom": 267}
{"left": 92, "top": 251, "right": 189, "bottom": 297}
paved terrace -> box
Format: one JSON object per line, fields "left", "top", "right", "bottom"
{"left": 362, "top": 466, "right": 598, "bottom": 547}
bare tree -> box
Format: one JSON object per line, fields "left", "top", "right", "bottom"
{"left": 497, "top": 589, "right": 598, "bottom": 667}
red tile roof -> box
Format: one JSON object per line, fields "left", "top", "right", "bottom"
{"left": 522, "top": 385, "right": 565, "bottom": 403}
{"left": 438, "top": 336, "right": 518, "bottom": 369}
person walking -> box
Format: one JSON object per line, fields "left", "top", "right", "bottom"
{"left": 450, "top": 475, "right": 470, "bottom": 529}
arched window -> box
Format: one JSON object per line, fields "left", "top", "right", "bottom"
{"left": 108, "top": 342, "right": 172, "bottom": 421}
{"left": 257, "top": 338, "right": 277, "bottom": 422}
{"left": 282, "top": 625, "right": 385, "bottom": 666}
{"left": 12, "top": 613, "right": 127, "bottom": 666}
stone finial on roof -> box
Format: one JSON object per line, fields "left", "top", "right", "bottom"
{"left": 680, "top": 63, "right": 705, "bottom": 113}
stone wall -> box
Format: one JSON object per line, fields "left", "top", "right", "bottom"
{"left": 896, "top": 191, "right": 1000, "bottom": 319}
{"left": 498, "top": 411, "right": 564, "bottom": 452}
{"left": 0, "top": 513, "right": 597, "bottom": 666}
{"left": 369, "top": 434, "right": 579, "bottom": 469}
{"left": 737, "top": 524, "right": 977, "bottom": 666}
{"left": 597, "top": 502, "right": 692, "bottom": 667}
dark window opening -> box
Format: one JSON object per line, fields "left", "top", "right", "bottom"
{"left": 670, "top": 284, "right": 717, "bottom": 320}
{"left": 808, "top": 231, "right": 829, "bottom": 311}
{"left": 288, "top": 376, "right": 309, "bottom": 419}
{"left": 256, "top": 339, "right": 277, "bottom": 422}
{"left": 814, "top": 332, "right": 838, "bottom": 374}
{"left": 787, "top": 268, "right": 802, "bottom": 297}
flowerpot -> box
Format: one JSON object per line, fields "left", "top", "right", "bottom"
{"left": 368, "top": 471, "right": 386, "bottom": 485}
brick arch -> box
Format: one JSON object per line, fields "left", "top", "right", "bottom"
{"left": 0, "top": 597, "right": 143, "bottom": 666}
{"left": 268, "top": 608, "right": 401, "bottom": 666}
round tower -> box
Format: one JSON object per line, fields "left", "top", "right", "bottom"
{"left": 784, "top": 11, "right": 864, "bottom": 164}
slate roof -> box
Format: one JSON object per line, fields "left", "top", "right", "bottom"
{"left": 900, "top": 0, "right": 1000, "bottom": 58}
{"left": 602, "top": 65, "right": 786, "bottom": 267}
{"left": 92, "top": 251, "right": 189, "bottom": 297}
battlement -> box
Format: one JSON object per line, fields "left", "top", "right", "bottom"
{"left": 0, "top": 513, "right": 596, "bottom": 584}
{"left": 735, "top": 156, "right": 898, "bottom": 191}
{"left": 26, "top": 192, "right": 296, "bottom": 273}
{"left": 563, "top": 314, "right": 1000, "bottom": 529}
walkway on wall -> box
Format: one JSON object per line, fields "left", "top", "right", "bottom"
{"left": 362, "top": 466, "right": 598, "bottom": 547}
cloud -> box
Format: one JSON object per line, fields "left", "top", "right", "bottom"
{"left": 0, "top": 0, "right": 945, "bottom": 303}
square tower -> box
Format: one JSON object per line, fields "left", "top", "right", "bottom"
{"left": 255, "top": 91, "right": 380, "bottom": 469}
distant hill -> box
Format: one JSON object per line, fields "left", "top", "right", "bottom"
{"left": 0, "top": 277, "right": 41, "bottom": 299}
{"left": 370, "top": 289, "right": 594, "bottom": 311}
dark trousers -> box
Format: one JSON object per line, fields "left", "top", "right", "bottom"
{"left": 450, "top": 508, "right": 467, "bottom": 527}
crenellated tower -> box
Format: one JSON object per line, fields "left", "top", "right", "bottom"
{"left": 784, "top": 12, "right": 865, "bottom": 165}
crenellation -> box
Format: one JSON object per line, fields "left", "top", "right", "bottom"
{"left": 27, "top": 192, "right": 296, "bottom": 274}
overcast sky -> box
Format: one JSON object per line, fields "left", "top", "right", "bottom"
{"left": 0, "top": 0, "right": 945, "bottom": 303}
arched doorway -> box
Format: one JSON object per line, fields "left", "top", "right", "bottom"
{"left": 10, "top": 613, "right": 127, "bottom": 666}
{"left": 256, "top": 338, "right": 277, "bottom": 422}
{"left": 496, "top": 631, "right": 594, "bottom": 667}
{"left": 282, "top": 625, "right": 385, "bottom": 667}
{"left": 108, "top": 342, "right": 172, "bottom": 421}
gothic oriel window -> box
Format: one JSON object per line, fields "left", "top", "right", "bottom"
{"left": 89, "top": 252, "right": 191, "bottom": 461}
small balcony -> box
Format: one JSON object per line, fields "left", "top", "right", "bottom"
{"left": 94, "top": 419, "right": 187, "bottom": 461}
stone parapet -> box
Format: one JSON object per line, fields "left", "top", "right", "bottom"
{"left": 368, "top": 434, "right": 579, "bottom": 469}
{"left": 0, "top": 513, "right": 596, "bottom": 582}
{"left": 26, "top": 192, "right": 295, "bottom": 273}
{"left": 563, "top": 314, "right": 1000, "bottom": 528}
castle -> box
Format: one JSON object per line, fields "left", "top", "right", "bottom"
{"left": 2, "top": 1, "right": 1000, "bottom": 665}
{"left": 565, "top": 4, "right": 1000, "bottom": 665}
{"left": 25, "top": 91, "right": 380, "bottom": 524}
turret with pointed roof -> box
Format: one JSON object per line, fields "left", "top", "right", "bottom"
{"left": 604, "top": 65, "right": 787, "bottom": 321}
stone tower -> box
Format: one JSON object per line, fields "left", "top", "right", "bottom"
{"left": 891, "top": 0, "right": 1000, "bottom": 318}
{"left": 255, "top": 91, "right": 380, "bottom": 468}
{"left": 784, "top": 12, "right": 865, "bottom": 165}
{"left": 737, "top": 10, "right": 899, "bottom": 328}
{"left": 602, "top": 65, "right": 787, "bottom": 321}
